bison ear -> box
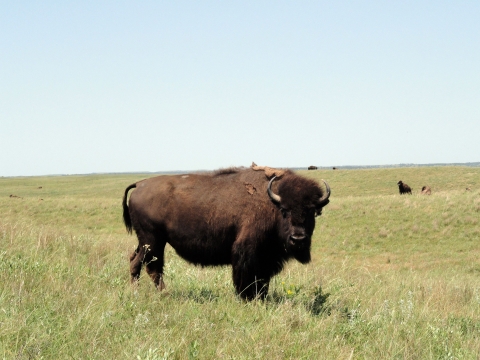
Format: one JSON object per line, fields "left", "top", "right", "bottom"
{"left": 315, "top": 204, "right": 327, "bottom": 216}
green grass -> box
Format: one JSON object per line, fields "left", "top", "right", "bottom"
{"left": 1, "top": 167, "right": 480, "bottom": 359}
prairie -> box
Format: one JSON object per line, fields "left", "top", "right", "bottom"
{"left": 1, "top": 166, "right": 479, "bottom": 359}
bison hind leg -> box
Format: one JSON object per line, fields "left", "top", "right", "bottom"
{"left": 129, "top": 243, "right": 166, "bottom": 290}
{"left": 129, "top": 245, "right": 144, "bottom": 284}
{"left": 144, "top": 242, "right": 167, "bottom": 291}
{"left": 146, "top": 260, "right": 166, "bottom": 291}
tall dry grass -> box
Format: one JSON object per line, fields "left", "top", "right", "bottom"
{"left": 1, "top": 167, "right": 479, "bottom": 359}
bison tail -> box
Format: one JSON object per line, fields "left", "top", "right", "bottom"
{"left": 122, "top": 183, "right": 136, "bottom": 234}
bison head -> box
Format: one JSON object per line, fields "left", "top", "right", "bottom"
{"left": 267, "top": 175, "right": 330, "bottom": 263}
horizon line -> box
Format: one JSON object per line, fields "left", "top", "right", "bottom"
{"left": 2, "top": 161, "right": 479, "bottom": 178}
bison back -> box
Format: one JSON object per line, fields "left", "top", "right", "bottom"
{"left": 127, "top": 170, "right": 277, "bottom": 266}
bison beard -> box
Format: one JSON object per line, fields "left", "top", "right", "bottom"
{"left": 122, "top": 166, "right": 330, "bottom": 300}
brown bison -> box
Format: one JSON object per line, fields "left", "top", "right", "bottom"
{"left": 308, "top": 165, "right": 317, "bottom": 170}
{"left": 397, "top": 180, "right": 412, "bottom": 195}
{"left": 421, "top": 186, "right": 431, "bottom": 195}
{"left": 122, "top": 165, "right": 330, "bottom": 300}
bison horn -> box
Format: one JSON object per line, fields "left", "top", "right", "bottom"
{"left": 318, "top": 179, "right": 331, "bottom": 206}
{"left": 267, "top": 176, "right": 282, "bottom": 204}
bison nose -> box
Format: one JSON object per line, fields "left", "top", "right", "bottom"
{"left": 290, "top": 234, "right": 306, "bottom": 242}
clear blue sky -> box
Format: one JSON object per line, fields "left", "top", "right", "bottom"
{"left": 1, "top": 2, "right": 479, "bottom": 176}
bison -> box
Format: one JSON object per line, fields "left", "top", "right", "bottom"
{"left": 308, "top": 166, "right": 317, "bottom": 170}
{"left": 397, "top": 180, "right": 412, "bottom": 195}
{"left": 421, "top": 186, "right": 431, "bottom": 195}
{"left": 122, "top": 165, "right": 330, "bottom": 300}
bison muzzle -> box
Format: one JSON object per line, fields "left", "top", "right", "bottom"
{"left": 122, "top": 166, "right": 330, "bottom": 300}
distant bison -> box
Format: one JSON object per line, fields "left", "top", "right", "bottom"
{"left": 308, "top": 166, "right": 317, "bottom": 170}
{"left": 332, "top": 167, "right": 337, "bottom": 170}
{"left": 122, "top": 165, "right": 330, "bottom": 300}
{"left": 421, "top": 186, "right": 431, "bottom": 195}
{"left": 397, "top": 181, "right": 412, "bottom": 195}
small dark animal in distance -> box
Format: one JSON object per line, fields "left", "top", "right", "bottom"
{"left": 9, "top": 194, "right": 22, "bottom": 199}
{"left": 308, "top": 166, "right": 317, "bottom": 170}
{"left": 397, "top": 181, "right": 412, "bottom": 195}
{"left": 122, "top": 165, "right": 331, "bottom": 300}
{"left": 421, "top": 186, "right": 431, "bottom": 195}
{"left": 332, "top": 167, "right": 337, "bottom": 170}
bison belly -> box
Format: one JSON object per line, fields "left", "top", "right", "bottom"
{"left": 166, "top": 226, "right": 237, "bottom": 267}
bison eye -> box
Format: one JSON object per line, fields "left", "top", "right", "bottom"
{"left": 280, "top": 208, "right": 288, "bottom": 218}
{"left": 307, "top": 208, "right": 317, "bottom": 218}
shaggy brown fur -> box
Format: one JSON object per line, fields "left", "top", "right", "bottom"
{"left": 397, "top": 180, "right": 412, "bottom": 195}
{"left": 421, "top": 186, "right": 431, "bottom": 195}
{"left": 123, "top": 166, "right": 330, "bottom": 300}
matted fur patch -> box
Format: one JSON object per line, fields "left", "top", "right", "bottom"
{"left": 250, "top": 162, "right": 285, "bottom": 179}
{"left": 244, "top": 182, "right": 256, "bottom": 195}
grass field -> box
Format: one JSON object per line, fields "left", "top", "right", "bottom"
{"left": 1, "top": 166, "right": 479, "bottom": 359}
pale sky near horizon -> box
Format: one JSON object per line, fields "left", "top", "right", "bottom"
{"left": 1, "top": 2, "right": 479, "bottom": 177}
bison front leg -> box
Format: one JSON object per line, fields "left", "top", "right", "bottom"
{"left": 232, "top": 243, "right": 270, "bottom": 300}
{"left": 232, "top": 266, "right": 270, "bottom": 300}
